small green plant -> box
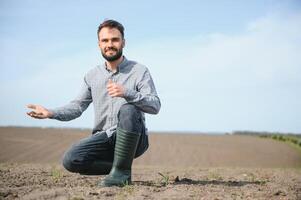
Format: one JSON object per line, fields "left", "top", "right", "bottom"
{"left": 123, "top": 184, "right": 134, "bottom": 194}
{"left": 116, "top": 184, "right": 135, "bottom": 200}
{"left": 51, "top": 167, "right": 62, "bottom": 181}
{"left": 70, "top": 197, "right": 84, "bottom": 200}
{"left": 121, "top": 180, "right": 130, "bottom": 187}
{"left": 158, "top": 172, "right": 170, "bottom": 186}
{"left": 247, "top": 172, "right": 256, "bottom": 182}
{"left": 208, "top": 172, "right": 223, "bottom": 181}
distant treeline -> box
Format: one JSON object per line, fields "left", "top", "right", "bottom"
{"left": 232, "top": 131, "right": 301, "bottom": 148}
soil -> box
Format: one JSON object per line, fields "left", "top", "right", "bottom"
{"left": 0, "top": 127, "right": 301, "bottom": 199}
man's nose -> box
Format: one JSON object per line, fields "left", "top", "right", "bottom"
{"left": 107, "top": 40, "right": 114, "bottom": 47}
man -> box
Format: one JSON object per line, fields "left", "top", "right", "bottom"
{"left": 26, "top": 19, "right": 161, "bottom": 187}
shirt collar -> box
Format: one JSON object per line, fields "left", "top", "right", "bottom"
{"left": 104, "top": 56, "right": 128, "bottom": 73}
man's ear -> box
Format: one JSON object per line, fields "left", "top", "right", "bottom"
{"left": 122, "top": 39, "right": 125, "bottom": 48}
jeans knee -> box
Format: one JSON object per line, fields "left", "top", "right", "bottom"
{"left": 118, "top": 104, "right": 139, "bottom": 119}
{"left": 118, "top": 104, "right": 143, "bottom": 132}
{"left": 62, "top": 151, "right": 83, "bottom": 173}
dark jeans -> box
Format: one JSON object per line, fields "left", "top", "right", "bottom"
{"left": 62, "top": 104, "right": 149, "bottom": 175}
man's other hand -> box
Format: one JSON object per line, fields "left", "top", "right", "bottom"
{"left": 26, "top": 104, "right": 53, "bottom": 119}
{"left": 107, "top": 79, "right": 125, "bottom": 97}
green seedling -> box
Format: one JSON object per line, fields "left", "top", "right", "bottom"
{"left": 121, "top": 180, "right": 130, "bottom": 187}
{"left": 116, "top": 184, "right": 135, "bottom": 200}
{"left": 51, "top": 167, "right": 62, "bottom": 181}
{"left": 70, "top": 197, "right": 84, "bottom": 200}
{"left": 158, "top": 172, "right": 170, "bottom": 186}
{"left": 208, "top": 172, "right": 223, "bottom": 181}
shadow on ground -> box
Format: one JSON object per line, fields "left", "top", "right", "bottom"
{"left": 134, "top": 178, "right": 266, "bottom": 187}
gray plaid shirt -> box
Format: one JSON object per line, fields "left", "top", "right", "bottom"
{"left": 49, "top": 57, "right": 161, "bottom": 137}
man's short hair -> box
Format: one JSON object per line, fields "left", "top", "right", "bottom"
{"left": 97, "top": 19, "right": 125, "bottom": 40}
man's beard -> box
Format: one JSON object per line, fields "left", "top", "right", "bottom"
{"left": 102, "top": 48, "right": 123, "bottom": 62}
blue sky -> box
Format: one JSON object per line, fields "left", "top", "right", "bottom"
{"left": 1, "top": 0, "right": 300, "bottom": 133}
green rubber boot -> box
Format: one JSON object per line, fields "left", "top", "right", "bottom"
{"left": 98, "top": 128, "right": 140, "bottom": 187}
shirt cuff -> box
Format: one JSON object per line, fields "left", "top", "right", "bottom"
{"left": 123, "top": 88, "right": 138, "bottom": 102}
{"left": 47, "top": 109, "right": 59, "bottom": 119}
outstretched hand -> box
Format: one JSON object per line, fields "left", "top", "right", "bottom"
{"left": 26, "top": 104, "right": 53, "bottom": 119}
{"left": 107, "top": 79, "right": 125, "bottom": 97}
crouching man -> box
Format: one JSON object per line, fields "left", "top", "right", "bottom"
{"left": 27, "top": 19, "right": 161, "bottom": 187}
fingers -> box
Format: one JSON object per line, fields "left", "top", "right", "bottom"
{"left": 107, "top": 79, "right": 115, "bottom": 89}
{"left": 27, "top": 110, "right": 36, "bottom": 117}
{"left": 107, "top": 88, "right": 123, "bottom": 97}
{"left": 107, "top": 79, "right": 117, "bottom": 92}
{"left": 108, "top": 89, "right": 118, "bottom": 96}
{"left": 27, "top": 104, "right": 37, "bottom": 109}
{"left": 107, "top": 84, "right": 114, "bottom": 90}
{"left": 30, "top": 115, "right": 44, "bottom": 119}
{"left": 27, "top": 111, "right": 46, "bottom": 119}
{"left": 27, "top": 110, "right": 42, "bottom": 115}
{"left": 107, "top": 79, "right": 124, "bottom": 97}
{"left": 107, "top": 85, "right": 119, "bottom": 96}
{"left": 107, "top": 86, "right": 117, "bottom": 92}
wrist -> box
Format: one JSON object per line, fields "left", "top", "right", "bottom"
{"left": 47, "top": 110, "right": 54, "bottom": 118}
{"left": 123, "top": 88, "right": 137, "bottom": 101}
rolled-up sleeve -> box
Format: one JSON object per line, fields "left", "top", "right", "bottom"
{"left": 123, "top": 69, "right": 161, "bottom": 114}
{"left": 49, "top": 77, "right": 92, "bottom": 121}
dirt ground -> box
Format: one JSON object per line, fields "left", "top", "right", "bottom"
{"left": 0, "top": 127, "right": 301, "bottom": 199}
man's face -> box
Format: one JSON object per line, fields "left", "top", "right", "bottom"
{"left": 98, "top": 27, "right": 125, "bottom": 62}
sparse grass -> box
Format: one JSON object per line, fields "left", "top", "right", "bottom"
{"left": 121, "top": 179, "right": 130, "bottom": 187}
{"left": 207, "top": 172, "right": 223, "bottom": 181}
{"left": 158, "top": 172, "right": 170, "bottom": 186}
{"left": 50, "top": 166, "right": 62, "bottom": 181}
{"left": 259, "top": 134, "right": 301, "bottom": 153}
{"left": 246, "top": 172, "right": 256, "bottom": 182}
{"left": 232, "top": 131, "right": 301, "bottom": 151}
{"left": 69, "top": 197, "right": 84, "bottom": 200}
{"left": 115, "top": 184, "right": 135, "bottom": 200}
{"left": 243, "top": 172, "right": 268, "bottom": 185}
